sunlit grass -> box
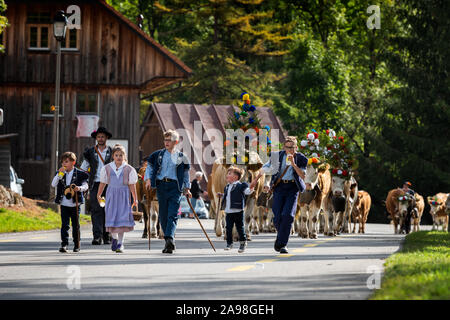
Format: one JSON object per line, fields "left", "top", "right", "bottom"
{"left": 0, "top": 208, "right": 91, "bottom": 233}
{"left": 371, "top": 231, "right": 450, "bottom": 300}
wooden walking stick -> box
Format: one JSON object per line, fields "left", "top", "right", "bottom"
{"left": 187, "top": 197, "right": 216, "bottom": 252}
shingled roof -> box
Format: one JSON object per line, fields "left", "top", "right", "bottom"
{"left": 140, "top": 103, "right": 288, "bottom": 184}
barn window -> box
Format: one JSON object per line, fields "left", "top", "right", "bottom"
{"left": 27, "top": 12, "right": 51, "bottom": 51}
{"left": 40, "top": 91, "right": 63, "bottom": 118}
{"left": 76, "top": 92, "right": 99, "bottom": 115}
{"left": 28, "top": 25, "right": 50, "bottom": 50}
{"left": 61, "top": 29, "right": 80, "bottom": 51}
{"left": 27, "top": 12, "right": 51, "bottom": 24}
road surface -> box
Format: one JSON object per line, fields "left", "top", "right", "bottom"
{"left": 0, "top": 219, "right": 429, "bottom": 300}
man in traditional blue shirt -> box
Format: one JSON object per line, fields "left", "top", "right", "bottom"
{"left": 145, "top": 130, "right": 191, "bottom": 254}
{"left": 255, "top": 136, "right": 308, "bottom": 254}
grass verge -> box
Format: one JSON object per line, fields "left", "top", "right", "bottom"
{"left": 371, "top": 231, "right": 450, "bottom": 300}
{"left": 0, "top": 207, "right": 91, "bottom": 233}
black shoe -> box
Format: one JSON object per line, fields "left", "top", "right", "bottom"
{"left": 238, "top": 241, "right": 247, "bottom": 253}
{"left": 163, "top": 238, "right": 175, "bottom": 254}
{"left": 103, "top": 238, "right": 111, "bottom": 245}
{"left": 59, "top": 246, "right": 68, "bottom": 253}
{"left": 166, "top": 238, "right": 175, "bottom": 251}
{"left": 73, "top": 247, "right": 80, "bottom": 253}
{"left": 92, "top": 238, "right": 102, "bottom": 245}
{"left": 162, "top": 245, "right": 173, "bottom": 254}
{"left": 279, "top": 247, "right": 289, "bottom": 254}
{"left": 274, "top": 241, "right": 281, "bottom": 252}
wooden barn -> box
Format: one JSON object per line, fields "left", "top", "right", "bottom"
{"left": 0, "top": 0, "right": 192, "bottom": 199}
{"left": 140, "top": 103, "right": 288, "bottom": 191}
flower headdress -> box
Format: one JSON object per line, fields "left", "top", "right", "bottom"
{"left": 299, "top": 129, "right": 327, "bottom": 169}
{"left": 223, "top": 93, "right": 276, "bottom": 165}
{"left": 321, "top": 129, "right": 357, "bottom": 179}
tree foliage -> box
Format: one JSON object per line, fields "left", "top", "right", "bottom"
{"left": 0, "top": 0, "right": 7, "bottom": 53}
{"left": 109, "top": 0, "right": 449, "bottom": 223}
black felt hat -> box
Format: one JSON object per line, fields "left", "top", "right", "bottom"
{"left": 91, "top": 127, "right": 112, "bottom": 139}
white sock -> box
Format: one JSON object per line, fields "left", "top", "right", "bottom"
{"left": 111, "top": 233, "right": 118, "bottom": 240}
{"left": 118, "top": 233, "right": 125, "bottom": 245}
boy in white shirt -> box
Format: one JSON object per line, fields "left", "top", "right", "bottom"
{"left": 220, "top": 166, "right": 258, "bottom": 253}
{"left": 51, "top": 152, "right": 89, "bottom": 253}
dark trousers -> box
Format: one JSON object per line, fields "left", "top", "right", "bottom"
{"left": 225, "top": 211, "right": 246, "bottom": 245}
{"left": 402, "top": 212, "right": 412, "bottom": 234}
{"left": 272, "top": 182, "right": 299, "bottom": 247}
{"left": 60, "top": 205, "right": 80, "bottom": 247}
{"left": 89, "top": 182, "right": 110, "bottom": 240}
{"left": 156, "top": 180, "right": 182, "bottom": 240}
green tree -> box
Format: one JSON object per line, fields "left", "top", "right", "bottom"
{"left": 150, "top": 0, "right": 294, "bottom": 105}
{"left": 0, "top": 0, "right": 7, "bottom": 53}
{"left": 374, "top": 0, "right": 450, "bottom": 197}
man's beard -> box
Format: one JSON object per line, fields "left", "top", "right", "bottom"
{"left": 97, "top": 141, "right": 106, "bottom": 146}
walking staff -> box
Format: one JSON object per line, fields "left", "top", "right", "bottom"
{"left": 80, "top": 127, "right": 113, "bottom": 245}
{"left": 255, "top": 136, "right": 308, "bottom": 254}
{"left": 144, "top": 130, "right": 192, "bottom": 254}
{"left": 187, "top": 197, "right": 216, "bottom": 252}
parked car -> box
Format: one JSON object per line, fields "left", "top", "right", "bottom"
{"left": 179, "top": 196, "right": 209, "bottom": 219}
{"left": 10, "top": 166, "right": 25, "bottom": 196}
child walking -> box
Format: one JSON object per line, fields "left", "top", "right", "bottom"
{"left": 51, "top": 152, "right": 89, "bottom": 253}
{"left": 97, "top": 145, "right": 138, "bottom": 253}
{"left": 220, "top": 166, "right": 258, "bottom": 253}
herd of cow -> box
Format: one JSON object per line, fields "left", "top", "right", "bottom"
{"left": 135, "top": 156, "right": 450, "bottom": 242}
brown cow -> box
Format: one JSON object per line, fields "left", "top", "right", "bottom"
{"left": 296, "top": 163, "right": 332, "bottom": 239}
{"left": 210, "top": 159, "right": 228, "bottom": 238}
{"left": 206, "top": 174, "right": 216, "bottom": 219}
{"left": 411, "top": 193, "right": 424, "bottom": 232}
{"left": 427, "top": 193, "right": 449, "bottom": 232}
{"left": 386, "top": 188, "right": 417, "bottom": 234}
{"left": 255, "top": 185, "right": 275, "bottom": 233}
{"left": 446, "top": 195, "right": 450, "bottom": 215}
{"left": 136, "top": 167, "right": 162, "bottom": 239}
{"left": 351, "top": 190, "right": 371, "bottom": 234}
{"left": 328, "top": 175, "right": 358, "bottom": 235}
{"left": 210, "top": 153, "right": 264, "bottom": 241}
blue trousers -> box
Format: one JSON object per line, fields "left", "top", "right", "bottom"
{"left": 272, "top": 182, "right": 299, "bottom": 247}
{"left": 156, "top": 180, "right": 182, "bottom": 240}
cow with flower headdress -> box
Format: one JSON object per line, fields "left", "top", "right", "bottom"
{"left": 321, "top": 130, "right": 359, "bottom": 235}
{"left": 294, "top": 130, "right": 332, "bottom": 238}
{"left": 427, "top": 193, "right": 449, "bottom": 232}
{"left": 210, "top": 93, "right": 270, "bottom": 241}
{"left": 386, "top": 188, "right": 421, "bottom": 234}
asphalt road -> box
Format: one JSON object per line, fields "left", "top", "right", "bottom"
{"left": 0, "top": 219, "right": 431, "bottom": 300}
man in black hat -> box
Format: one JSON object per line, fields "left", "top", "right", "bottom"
{"left": 80, "top": 127, "right": 113, "bottom": 245}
